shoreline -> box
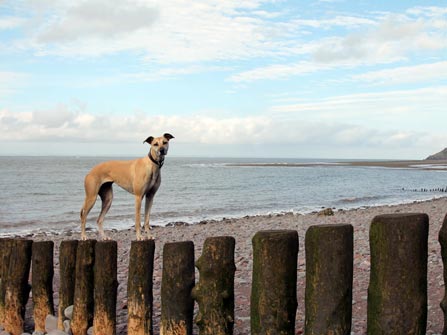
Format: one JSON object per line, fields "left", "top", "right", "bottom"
{"left": 27, "top": 196, "right": 447, "bottom": 334}
{"left": 20, "top": 194, "right": 446, "bottom": 239}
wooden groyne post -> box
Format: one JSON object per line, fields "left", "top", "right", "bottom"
{"left": 57, "top": 240, "right": 78, "bottom": 330}
{"left": 305, "top": 224, "right": 353, "bottom": 335}
{"left": 71, "top": 239, "right": 96, "bottom": 335}
{"left": 193, "top": 236, "right": 236, "bottom": 335}
{"left": 93, "top": 241, "right": 118, "bottom": 335}
{"left": 3, "top": 239, "right": 32, "bottom": 335}
{"left": 32, "top": 241, "right": 55, "bottom": 332}
{"left": 439, "top": 214, "right": 447, "bottom": 334}
{"left": 127, "top": 240, "right": 155, "bottom": 335}
{"left": 0, "top": 238, "right": 13, "bottom": 326}
{"left": 251, "top": 230, "right": 298, "bottom": 335}
{"left": 367, "top": 213, "right": 428, "bottom": 334}
{"left": 161, "top": 241, "right": 195, "bottom": 335}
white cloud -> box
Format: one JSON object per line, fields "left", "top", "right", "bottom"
{"left": 228, "top": 7, "right": 447, "bottom": 82}
{"left": 0, "top": 108, "right": 273, "bottom": 144}
{"left": 0, "top": 95, "right": 445, "bottom": 154}
{"left": 2, "top": 1, "right": 445, "bottom": 89}
{"left": 229, "top": 61, "right": 334, "bottom": 82}
{"left": 352, "top": 61, "right": 447, "bottom": 85}
{"left": 0, "top": 71, "right": 28, "bottom": 97}
{"left": 312, "top": 10, "right": 447, "bottom": 64}
{"left": 406, "top": 6, "right": 447, "bottom": 17}
{"left": 270, "top": 86, "right": 447, "bottom": 131}
{"left": 9, "top": 0, "right": 427, "bottom": 65}
{"left": 0, "top": 16, "right": 24, "bottom": 30}
{"left": 32, "top": 105, "right": 78, "bottom": 128}
{"left": 0, "top": 71, "right": 27, "bottom": 83}
{"left": 12, "top": 0, "right": 298, "bottom": 62}
{"left": 36, "top": 1, "right": 159, "bottom": 43}
{"left": 119, "top": 64, "right": 233, "bottom": 83}
{"left": 312, "top": 18, "right": 445, "bottom": 63}
{"left": 291, "top": 15, "right": 377, "bottom": 29}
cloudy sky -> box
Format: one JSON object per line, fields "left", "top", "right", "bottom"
{"left": 0, "top": 0, "right": 446, "bottom": 159}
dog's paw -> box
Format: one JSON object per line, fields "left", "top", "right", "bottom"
{"left": 136, "top": 234, "right": 155, "bottom": 241}
{"left": 144, "top": 231, "right": 155, "bottom": 240}
{"left": 100, "top": 235, "right": 112, "bottom": 241}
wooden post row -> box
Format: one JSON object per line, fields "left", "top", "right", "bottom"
{"left": 0, "top": 212, "right": 437, "bottom": 335}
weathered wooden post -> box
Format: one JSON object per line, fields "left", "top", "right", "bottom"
{"left": 128, "top": 240, "right": 155, "bottom": 335}
{"left": 58, "top": 240, "right": 78, "bottom": 330}
{"left": 71, "top": 240, "right": 96, "bottom": 335}
{"left": 439, "top": 214, "right": 447, "bottom": 334}
{"left": 93, "top": 241, "right": 118, "bottom": 335}
{"left": 3, "top": 239, "right": 32, "bottom": 335}
{"left": 192, "top": 236, "right": 235, "bottom": 335}
{"left": 161, "top": 241, "right": 195, "bottom": 335}
{"left": 0, "top": 238, "right": 13, "bottom": 326}
{"left": 367, "top": 213, "right": 428, "bottom": 335}
{"left": 251, "top": 230, "right": 298, "bottom": 335}
{"left": 32, "top": 241, "right": 55, "bottom": 332}
{"left": 305, "top": 224, "right": 353, "bottom": 335}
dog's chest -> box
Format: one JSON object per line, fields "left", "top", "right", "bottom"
{"left": 144, "top": 170, "right": 159, "bottom": 193}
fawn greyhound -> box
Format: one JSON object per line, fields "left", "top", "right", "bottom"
{"left": 80, "top": 133, "right": 174, "bottom": 240}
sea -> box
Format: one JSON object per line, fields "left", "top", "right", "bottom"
{"left": 0, "top": 156, "right": 446, "bottom": 237}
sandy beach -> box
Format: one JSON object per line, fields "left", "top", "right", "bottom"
{"left": 30, "top": 197, "right": 447, "bottom": 335}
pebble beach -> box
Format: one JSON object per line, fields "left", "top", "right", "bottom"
{"left": 29, "top": 196, "right": 447, "bottom": 335}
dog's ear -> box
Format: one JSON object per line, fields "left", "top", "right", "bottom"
{"left": 164, "top": 133, "right": 175, "bottom": 140}
{"left": 143, "top": 136, "right": 154, "bottom": 144}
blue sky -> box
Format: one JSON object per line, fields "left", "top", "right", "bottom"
{"left": 0, "top": 0, "right": 446, "bottom": 159}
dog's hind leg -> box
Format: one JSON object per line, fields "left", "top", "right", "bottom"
{"left": 80, "top": 175, "right": 99, "bottom": 240}
{"left": 97, "top": 182, "right": 113, "bottom": 240}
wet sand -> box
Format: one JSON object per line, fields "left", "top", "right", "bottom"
{"left": 228, "top": 159, "right": 447, "bottom": 170}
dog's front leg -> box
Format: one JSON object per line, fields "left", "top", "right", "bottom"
{"left": 144, "top": 195, "right": 154, "bottom": 239}
{"left": 134, "top": 195, "right": 144, "bottom": 241}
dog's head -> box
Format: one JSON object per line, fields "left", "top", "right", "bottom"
{"left": 143, "top": 133, "right": 174, "bottom": 157}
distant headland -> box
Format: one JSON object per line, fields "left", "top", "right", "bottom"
{"left": 426, "top": 148, "right": 447, "bottom": 160}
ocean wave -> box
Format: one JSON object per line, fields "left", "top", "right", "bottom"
{"left": 410, "top": 164, "right": 447, "bottom": 170}
{"left": 337, "top": 195, "right": 386, "bottom": 204}
{"left": 183, "top": 163, "right": 228, "bottom": 168}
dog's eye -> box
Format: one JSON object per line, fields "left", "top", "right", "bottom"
{"left": 153, "top": 143, "right": 159, "bottom": 146}
{"left": 163, "top": 141, "right": 168, "bottom": 145}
